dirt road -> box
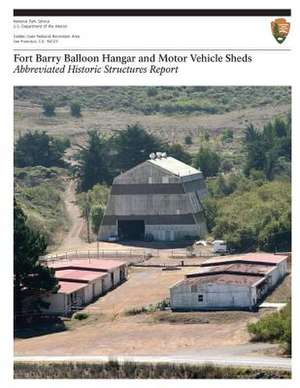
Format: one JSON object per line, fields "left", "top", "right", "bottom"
{"left": 59, "top": 180, "right": 85, "bottom": 251}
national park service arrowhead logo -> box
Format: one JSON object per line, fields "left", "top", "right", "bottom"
{"left": 271, "top": 18, "right": 290, "bottom": 44}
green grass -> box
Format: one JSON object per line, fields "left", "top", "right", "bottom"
{"left": 14, "top": 361, "right": 291, "bottom": 379}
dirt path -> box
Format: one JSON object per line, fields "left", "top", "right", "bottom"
{"left": 59, "top": 180, "right": 85, "bottom": 251}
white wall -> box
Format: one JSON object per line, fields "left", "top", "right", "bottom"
{"left": 170, "top": 281, "right": 253, "bottom": 310}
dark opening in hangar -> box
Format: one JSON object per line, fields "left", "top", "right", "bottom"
{"left": 118, "top": 220, "right": 145, "bottom": 240}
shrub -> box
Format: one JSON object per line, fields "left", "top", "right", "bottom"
{"left": 184, "top": 135, "right": 193, "bottom": 145}
{"left": 194, "top": 146, "right": 221, "bottom": 177}
{"left": 248, "top": 302, "right": 291, "bottom": 355}
{"left": 73, "top": 312, "right": 89, "bottom": 320}
{"left": 70, "top": 101, "right": 81, "bottom": 117}
{"left": 146, "top": 87, "right": 158, "bottom": 97}
{"left": 42, "top": 99, "right": 56, "bottom": 116}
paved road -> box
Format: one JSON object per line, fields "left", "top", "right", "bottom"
{"left": 14, "top": 344, "right": 291, "bottom": 370}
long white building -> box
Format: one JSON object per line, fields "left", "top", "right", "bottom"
{"left": 170, "top": 253, "right": 288, "bottom": 311}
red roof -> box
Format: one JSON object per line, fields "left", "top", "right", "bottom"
{"left": 55, "top": 269, "right": 107, "bottom": 282}
{"left": 58, "top": 281, "right": 86, "bottom": 294}
{"left": 187, "top": 263, "right": 273, "bottom": 278}
{"left": 49, "top": 258, "right": 126, "bottom": 272}
{"left": 201, "top": 253, "right": 287, "bottom": 267}
{"left": 183, "top": 273, "right": 264, "bottom": 287}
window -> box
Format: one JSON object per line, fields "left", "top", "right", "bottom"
{"left": 148, "top": 177, "right": 153, "bottom": 184}
{"left": 191, "top": 284, "right": 197, "bottom": 293}
{"left": 198, "top": 294, "right": 204, "bottom": 302}
{"left": 162, "top": 176, "right": 169, "bottom": 183}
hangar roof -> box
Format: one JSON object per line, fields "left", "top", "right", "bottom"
{"left": 148, "top": 156, "right": 201, "bottom": 178}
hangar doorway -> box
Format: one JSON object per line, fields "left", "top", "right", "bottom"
{"left": 118, "top": 220, "right": 145, "bottom": 240}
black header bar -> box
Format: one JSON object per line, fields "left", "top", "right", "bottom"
{"left": 14, "top": 9, "right": 291, "bottom": 17}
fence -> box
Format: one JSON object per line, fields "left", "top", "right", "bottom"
{"left": 40, "top": 248, "right": 159, "bottom": 263}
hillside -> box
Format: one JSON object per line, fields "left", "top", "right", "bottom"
{"left": 14, "top": 166, "right": 69, "bottom": 248}
{"left": 14, "top": 86, "right": 291, "bottom": 150}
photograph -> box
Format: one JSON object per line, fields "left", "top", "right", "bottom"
{"left": 13, "top": 86, "right": 291, "bottom": 379}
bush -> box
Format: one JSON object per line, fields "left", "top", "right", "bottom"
{"left": 70, "top": 101, "right": 81, "bottom": 117}
{"left": 73, "top": 312, "right": 89, "bottom": 320}
{"left": 146, "top": 87, "right": 158, "bottom": 97}
{"left": 248, "top": 302, "right": 291, "bottom": 355}
{"left": 184, "top": 135, "right": 193, "bottom": 145}
{"left": 194, "top": 146, "right": 221, "bottom": 177}
{"left": 42, "top": 99, "right": 56, "bottom": 116}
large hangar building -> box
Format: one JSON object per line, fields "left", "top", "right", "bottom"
{"left": 99, "top": 153, "right": 208, "bottom": 241}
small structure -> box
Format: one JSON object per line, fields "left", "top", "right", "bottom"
{"left": 170, "top": 253, "right": 288, "bottom": 311}
{"left": 99, "top": 153, "right": 208, "bottom": 242}
{"left": 43, "top": 259, "right": 128, "bottom": 315}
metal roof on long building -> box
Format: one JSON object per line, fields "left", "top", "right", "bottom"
{"left": 201, "top": 253, "right": 288, "bottom": 267}
{"left": 55, "top": 269, "right": 107, "bottom": 282}
{"left": 58, "top": 281, "right": 87, "bottom": 294}
{"left": 48, "top": 259, "right": 127, "bottom": 272}
{"left": 187, "top": 263, "right": 274, "bottom": 278}
{"left": 148, "top": 156, "right": 201, "bottom": 178}
{"left": 181, "top": 272, "right": 264, "bottom": 287}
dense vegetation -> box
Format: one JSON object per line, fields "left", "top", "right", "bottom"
{"left": 15, "top": 131, "right": 70, "bottom": 168}
{"left": 76, "top": 184, "right": 110, "bottom": 241}
{"left": 248, "top": 302, "right": 291, "bottom": 355}
{"left": 14, "top": 166, "right": 68, "bottom": 245}
{"left": 14, "top": 86, "right": 291, "bottom": 115}
{"left": 14, "top": 361, "right": 291, "bottom": 379}
{"left": 203, "top": 116, "right": 291, "bottom": 252}
{"left": 244, "top": 117, "right": 291, "bottom": 180}
{"left": 14, "top": 200, "right": 58, "bottom": 323}
{"left": 205, "top": 179, "right": 291, "bottom": 252}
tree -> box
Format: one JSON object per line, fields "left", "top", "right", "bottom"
{"left": 167, "top": 143, "right": 192, "bottom": 164}
{"left": 194, "top": 146, "right": 221, "bottom": 177}
{"left": 75, "top": 130, "right": 111, "bottom": 191}
{"left": 243, "top": 117, "right": 291, "bottom": 180}
{"left": 91, "top": 205, "right": 105, "bottom": 234}
{"left": 113, "top": 124, "right": 163, "bottom": 173}
{"left": 14, "top": 131, "right": 68, "bottom": 168}
{"left": 243, "top": 124, "right": 266, "bottom": 176}
{"left": 70, "top": 101, "right": 81, "bottom": 117}
{"left": 14, "top": 200, "right": 58, "bottom": 323}
{"left": 42, "top": 99, "right": 56, "bottom": 116}
{"left": 76, "top": 184, "right": 109, "bottom": 239}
